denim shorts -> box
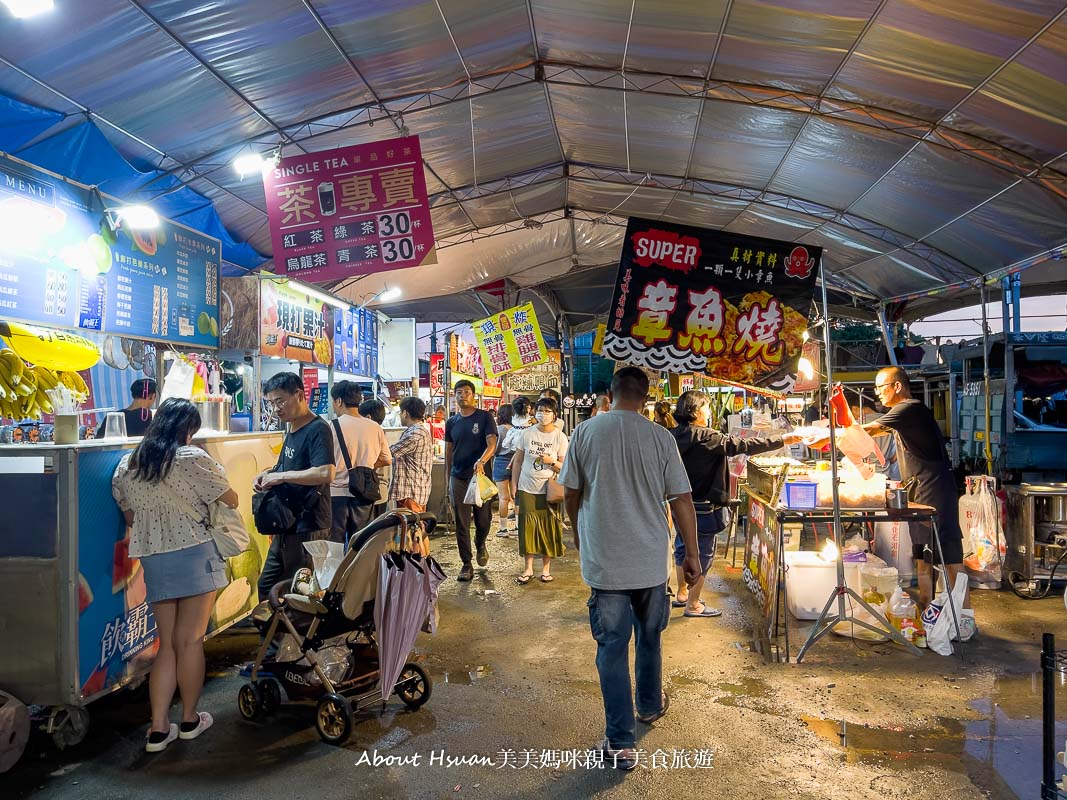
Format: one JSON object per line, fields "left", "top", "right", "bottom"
{"left": 492, "top": 453, "right": 513, "bottom": 484}
{"left": 141, "top": 540, "right": 228, "bottom": 603}
{"left": 673, "top": 515, "right": 723, "bottom": 573}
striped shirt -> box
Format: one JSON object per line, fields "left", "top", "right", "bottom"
{"left": 389, "top": 422, "right": 434, "bottom": 506}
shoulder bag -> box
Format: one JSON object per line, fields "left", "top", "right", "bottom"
{"left": 332, "top": 418, "right": 381, "bottom": 504}
{"left": 161, "top": 479, "right": 249, "bottom": 558}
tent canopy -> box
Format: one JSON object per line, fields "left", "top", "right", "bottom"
{"left": 1, "top": 1, "right": 1065, "bottom": 324}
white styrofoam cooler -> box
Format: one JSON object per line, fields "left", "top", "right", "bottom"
{"left": 784, "top": 551, "right": 839, "bottom": 620}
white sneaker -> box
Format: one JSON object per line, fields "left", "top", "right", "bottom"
{"left": 146, "top": 723, "right": 178, "bottom": 753}
{"left": 179, "top": 711, "right": 213, "bottom": 740}
{"left": 495, "top": 528, "right": 509, "bottom": 538}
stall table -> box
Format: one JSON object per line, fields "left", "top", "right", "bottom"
{"left": 742, "top": 491, "right": 949, "bottom": 663}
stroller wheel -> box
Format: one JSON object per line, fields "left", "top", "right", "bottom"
{"left": 237, "top": 682, "right": 264, "bottom": 721}
{"left": 258, "top": 679, "right": 282, "bottom": 715}
{"left": 395, "top": 663, "right": 432, "bottom": 709}
{"left": 315, "top": 694, "right": 353, "bottom": 745}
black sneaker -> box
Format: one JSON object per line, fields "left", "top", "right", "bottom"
{"left": 457, "top": 563, "right": 474, "bottom": 582}
{"left": 476, "top": 544, "right": 489, "bottom": 567}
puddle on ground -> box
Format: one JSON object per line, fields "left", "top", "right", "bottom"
{"left": 428, "top": 664, "right": 494, "bottom": 685}
{"left": 802, "top": 672, "right": 1065, "bottom": 800}
{"left": 712, "top": 676, "right": 785, "bottom": 716}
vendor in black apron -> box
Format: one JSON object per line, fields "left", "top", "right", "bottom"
{"left": 863, "top": 366, "right": 975, "bottom": 641}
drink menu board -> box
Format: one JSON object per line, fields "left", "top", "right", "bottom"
{"left": 0, "top": 153, "right": 220, "bottom": 346}
{"left": 333, "top": 306, "right": 379, "bottom": 378}
{"left": 263, "top": 135, "right": 437, "bottom": 282}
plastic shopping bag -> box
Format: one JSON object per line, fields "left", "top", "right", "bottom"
{"left": 920, "top": 573, "right": 969, "bottom": 656}
{"left": 464, "top": 476, "right": 482, "bottom": 507}
{"left": 961, "top": 478, "right": 1006, "bottom": 586}
{"left": 159, "top": 357, "right": 195, "bottom": 402}
{"left": 477, "top": 472, "right": 498, "bottom": 504}
{"left": 304, "top": 540, "right": 345, "bottom": 591}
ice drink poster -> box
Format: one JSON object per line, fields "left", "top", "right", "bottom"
{"left": 603, "top": 218, "right": 820, "bottom": 384}
{"left": 473, "top": 302, "right": 549, "bottom": 379}
{"left": 263, "top": 136, "right": 437, "bottom": 283}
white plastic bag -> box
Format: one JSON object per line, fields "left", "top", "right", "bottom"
{"left": 303, "top": 540, "right": 345, "bottom": 591}
{"left": 961, "top": 478, "right": 1006, "bottom": 585}
{"left": 920, "top": 573, "right": 969, "bottom": 656}
{"left": 463, "top": 476, "right": 482, "bottom": 507}
{"left": 874, "top": 520, "right": 914, "bottom": 582}
{"left": 159, "top": 357, "right": 195, "bottom": 402}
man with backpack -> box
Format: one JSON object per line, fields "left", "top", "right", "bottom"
{"left": 329, "top": 380, "right": 391, "bottom": 545}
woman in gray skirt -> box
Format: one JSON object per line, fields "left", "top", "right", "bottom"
{"left": 112, "top": 398, "right": 238, "bottom": 753}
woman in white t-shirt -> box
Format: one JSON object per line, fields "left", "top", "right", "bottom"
{"left": 510, "top": 397, "right": 568, "bottom": 584}
{"left": 112, "top": 399, "right": 238, "bottom": 754}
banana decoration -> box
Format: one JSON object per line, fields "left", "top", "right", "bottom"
{"left": 0, "top": 320, "right": 100, "bottom": 372}
{"left": 0, "top": 351, "right": 90, "bottom": 421}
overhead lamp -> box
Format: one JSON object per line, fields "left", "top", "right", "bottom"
{"left": 2, "top": 0, "right": 54, "bottom": 18}
{"left": 522, "top": 218, "right": 543, "bottom": 230}
{"left": 262, "top": 276, "right": 350, "bottom": 310}
{"left": 234, "top": 152, "right": 267, "bottom": 178}
{"left": 105, "top": 205, "right": 161, "bottom": 232}
{"left": 357, "top": 286, "right": 401, "bottom": 309}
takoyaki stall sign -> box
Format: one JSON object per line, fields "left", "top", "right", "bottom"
{"left": 604, "top": 219, "right": 819, "bottom": 384}
{"left": 263, "top": 135, "right": 437, "bottom": 283}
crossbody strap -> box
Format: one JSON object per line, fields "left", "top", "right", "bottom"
{"left": 332, "top": 418, "right": 353, "bottom": 471}
{"left": 158, "top": 477, "right": 209, "bottom": 527}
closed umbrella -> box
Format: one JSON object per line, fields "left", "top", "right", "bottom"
{"left": 420, "top": 556, "right": 447, "bottom": 635}
{"left": 375, "top": 552, "right": 431, "bottom": 700}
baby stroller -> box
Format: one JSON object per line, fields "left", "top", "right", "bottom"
{"left": 238, "top": 509, "right": 440, "bottom": 744}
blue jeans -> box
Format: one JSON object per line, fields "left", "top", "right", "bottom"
{"left": 587, "top": 584, "right": 670, "bottom": 749}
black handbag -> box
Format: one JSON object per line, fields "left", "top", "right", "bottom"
{"left": 332, "top": 418, "right": 381, "bottom": 503}
{"left": 252, "top": 489, "right": 296, "bottom": 534}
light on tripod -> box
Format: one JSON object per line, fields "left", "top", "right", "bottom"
{"left": 819, "top": 539, "right": 839, "bottom": 562}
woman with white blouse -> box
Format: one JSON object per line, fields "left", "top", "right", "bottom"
{"left": 510, "top": 397, "right": 569, "bottom": 584}
{"left": 112, "top": 399, "right": 239, "bottom": 753}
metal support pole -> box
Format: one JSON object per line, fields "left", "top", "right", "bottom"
{"left": 980, "top": 283, "right": 993, "bottom": 474}
{"left": 1042, "top": 632, "right": 1058, "bottom": 800}
{"left": 1011, "top": 272, "right": 1022, "bottom": 333}
{"left": 877, "top": 304, "right": 899, "bottom": 367}
{"left": 796, "top": 262, "right": 921, "bottom": 662}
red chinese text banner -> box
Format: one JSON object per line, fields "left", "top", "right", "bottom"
{"left": 603, "top": 218, "right": 820, "bottom": 385}
{"left": 262, "top": 135, "right": 437, "bottom": 283}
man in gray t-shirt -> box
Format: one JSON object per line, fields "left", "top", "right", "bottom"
{"left": 559, "top": 367, "right": 700, "bottom": 769}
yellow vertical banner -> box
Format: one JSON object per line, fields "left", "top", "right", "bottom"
{"left": 592, "top": 322, "right": 607, "bottom": 355}
{"left": 474, "top": 302, "right": 548, "bottom": 379}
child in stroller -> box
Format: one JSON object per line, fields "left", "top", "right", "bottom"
{"left": 238, "top": 509, "right": 439, "bottom": 744}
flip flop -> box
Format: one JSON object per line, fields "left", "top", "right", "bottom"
{"left": 671, "top": 599, "right": 688, "bottom": 608}
{"left": 516, "top": 574, "right": 533, "bottom": 585}
{"left": 683, "top": 604, "right": 723, "bottom": 618}
{"left": 637, "top": 692, "right": 670, "bottom": 725}
{"left": 539, "top": 575, "right": 554, "bottom": 583}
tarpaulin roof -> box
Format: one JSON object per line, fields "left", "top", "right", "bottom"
{"left": 1, "top": 1, "right": 1065, "bottom": 325}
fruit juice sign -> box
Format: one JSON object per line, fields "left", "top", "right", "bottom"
{"left": 473, "top": 302, "right": 549, "bottom": 379}
{"left": 0, "top": 153, "right": 220, "bottom": 346}
{"left": 263, "top": 136, "right": 437, "bottom": 282}
{"left": 260, "top": 279, "right": 333, "bottom": 365}
{"left": 604, "top": 218, "right": 820, "bottom": 384}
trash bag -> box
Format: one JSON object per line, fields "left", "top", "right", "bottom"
{"left": 920, "top": 573, "right": 969, "bottom": 656}
{"left": 960, "top": 477, "right": 1006, "bottom": 586}
{"left": 463, "top": 477, "right": 481, "bottom": 507}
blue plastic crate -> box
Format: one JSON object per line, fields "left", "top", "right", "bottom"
{"left": 784, "top": 481, "right": 818, "bottom": 509}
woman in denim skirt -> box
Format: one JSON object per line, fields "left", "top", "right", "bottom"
{"left": 112, "top": 399, "right": 238, "bottom": 753}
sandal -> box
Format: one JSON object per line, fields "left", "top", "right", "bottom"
{"left": 516, "top": 574, "right": 533, "bottom": 585}
{"left": 637, "top": 691, "right": 670, "bottom": 725}
{"left": 539, "top": 574, "right": 554, "bottom": 583}
{"left": 683, "top": 603, "right": 722, "bottom": 618}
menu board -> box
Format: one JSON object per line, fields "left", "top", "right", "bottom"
{"left": 333, "top": 305, "right": 379, "bottom": 377}
{"left": 259, "top": 279, "right": 332, "bottom": 365}
{"left": 473, "top": 302, "right": 548, "bottom": 378}
{"left": 0, "top": 153, "right": 220, "bottom": 346}
{"left": 263, "top": 135, "right": 437, "bottom": 282}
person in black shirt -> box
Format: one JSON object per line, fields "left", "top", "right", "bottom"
{"left": 254, "top": 372, "right": 335, "bottom": 600}
{"left": 96, "top": 378, "right": 157, "bottom": 437}
{"left": 670, "top": 391, "right": 801, "bottom": 617}
{"left": 862, "top": 366, "right": 973, "bottom": 637}
{"left": 445, "top": 379, "right": 498, "bottom": 581}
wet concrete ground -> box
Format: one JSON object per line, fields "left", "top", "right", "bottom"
{"left": 9, "top": 530, "right": 1067, "bottom": 799}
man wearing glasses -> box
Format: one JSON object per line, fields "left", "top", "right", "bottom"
{"left": 254, "top": 372, "right": 336, "bottom": 599}
{"left": 863, "top": 366, "right": 974, "bottom": 640}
